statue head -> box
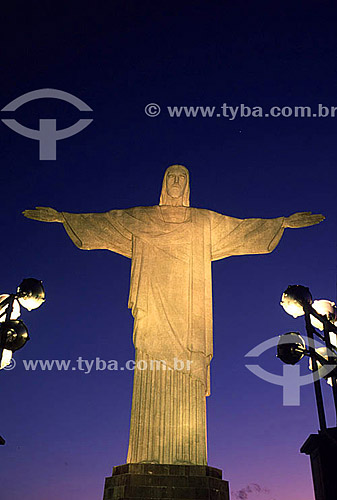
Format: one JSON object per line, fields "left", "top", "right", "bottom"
{"left": 159, "top": 165, "right": 190, "bottom": 207}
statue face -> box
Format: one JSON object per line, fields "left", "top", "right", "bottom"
{"left": 166, "top": 168, "right": 187, "bottom": 199}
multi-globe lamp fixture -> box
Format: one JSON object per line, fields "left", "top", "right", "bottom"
{"left": 0, "top": 278, "right": 45, "bottom": 445}
{"left": 277, "top": 284, "right": 337, "bottom": 500}
{"left": 278, "top": 285, "right": 337, "bottom": 407}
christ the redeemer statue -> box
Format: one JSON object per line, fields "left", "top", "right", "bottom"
{"left": 23, "top": 165, "right": 324, "bottom": 466}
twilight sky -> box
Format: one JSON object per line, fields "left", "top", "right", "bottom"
{"left": 1, "top": 2, "right": 337, "bottom": 500}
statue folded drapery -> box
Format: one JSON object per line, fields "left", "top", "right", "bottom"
{"left": 62, "top": 204, "right": 285, "bottom": 393}
{"left": 22, "top": 164, "right": 324, "bottom": 465}
{"left": 61, "top": 179, "right": 285, "bottom": 464}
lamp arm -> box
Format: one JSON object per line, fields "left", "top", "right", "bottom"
{"left": 0, "top": 294, "right": 16, "bottom": 321}
{"left": 4, "top": 295, "right": 15, "bottom": 322}
{"left": 304, "top": 311, "right": 327, "bottom": 430}
{"left": 304, "top": 303, "right": 337, "bottom": 335}
{"left": 311, "top": 350, "right": 337, "bottom": 366}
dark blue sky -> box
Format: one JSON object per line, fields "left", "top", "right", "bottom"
{"left": 1, "top": 2, "right": 337, "bottom": 499}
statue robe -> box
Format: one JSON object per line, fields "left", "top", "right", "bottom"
{"left": 62, "top": 206, "right": 285, "bottom": 464}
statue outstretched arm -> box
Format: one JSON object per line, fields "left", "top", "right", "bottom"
{"left": 210, "top": 211, "right": 325, "bottom": 261}
{"left": 23, "top": 206, "right": 132, "bottom": 258}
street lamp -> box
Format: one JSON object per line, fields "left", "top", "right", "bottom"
{"left": 0, "top": 278, "right": 45, "bottom": 445}
{"left": 280, "top": 284, "right": 313, "bottom": 318}
{"left": 278, "top": 284, "right": 337, "bottom": 500}
{"left": 276, "top": 331, "right": 306, "bottom": 365}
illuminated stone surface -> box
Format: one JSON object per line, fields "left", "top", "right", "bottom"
{"left": 103, "top": 463, "right": 230, "bottom": 500}
{"left": 23, "top": 165, "right": 324, "bottom": 466}
{"left": 60, "top": 165, "right": 286, "bottom": 465}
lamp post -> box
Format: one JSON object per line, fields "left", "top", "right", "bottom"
{"left": 278, "top": 285, "right": 337, "bottom": 500}
{"left": 0, "top": 278, "right": 45, "bottom": 445}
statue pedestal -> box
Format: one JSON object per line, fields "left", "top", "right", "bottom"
{"left": 103, "top": 463, "right": 230, "bottom": 499}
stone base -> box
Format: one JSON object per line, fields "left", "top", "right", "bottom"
{"left": 103, "top": 463, "right": 230, "bottom": 499}
{"left": 301, "top": 427, "right": 337, "bottom": 500}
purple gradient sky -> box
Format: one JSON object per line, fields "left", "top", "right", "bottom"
{"left": 1, "top": 2, "right": 337, "bottom": 499}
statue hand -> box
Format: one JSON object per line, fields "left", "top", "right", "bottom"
{"left": 284, "top": 212, "right": 325, "bottom": 228}
{"left": 22, "top": 207, "right": 64, "bottom": 223}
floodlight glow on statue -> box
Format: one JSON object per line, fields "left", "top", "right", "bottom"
{"left": 23, "top": 164, "right": 324, "bottom": 466}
